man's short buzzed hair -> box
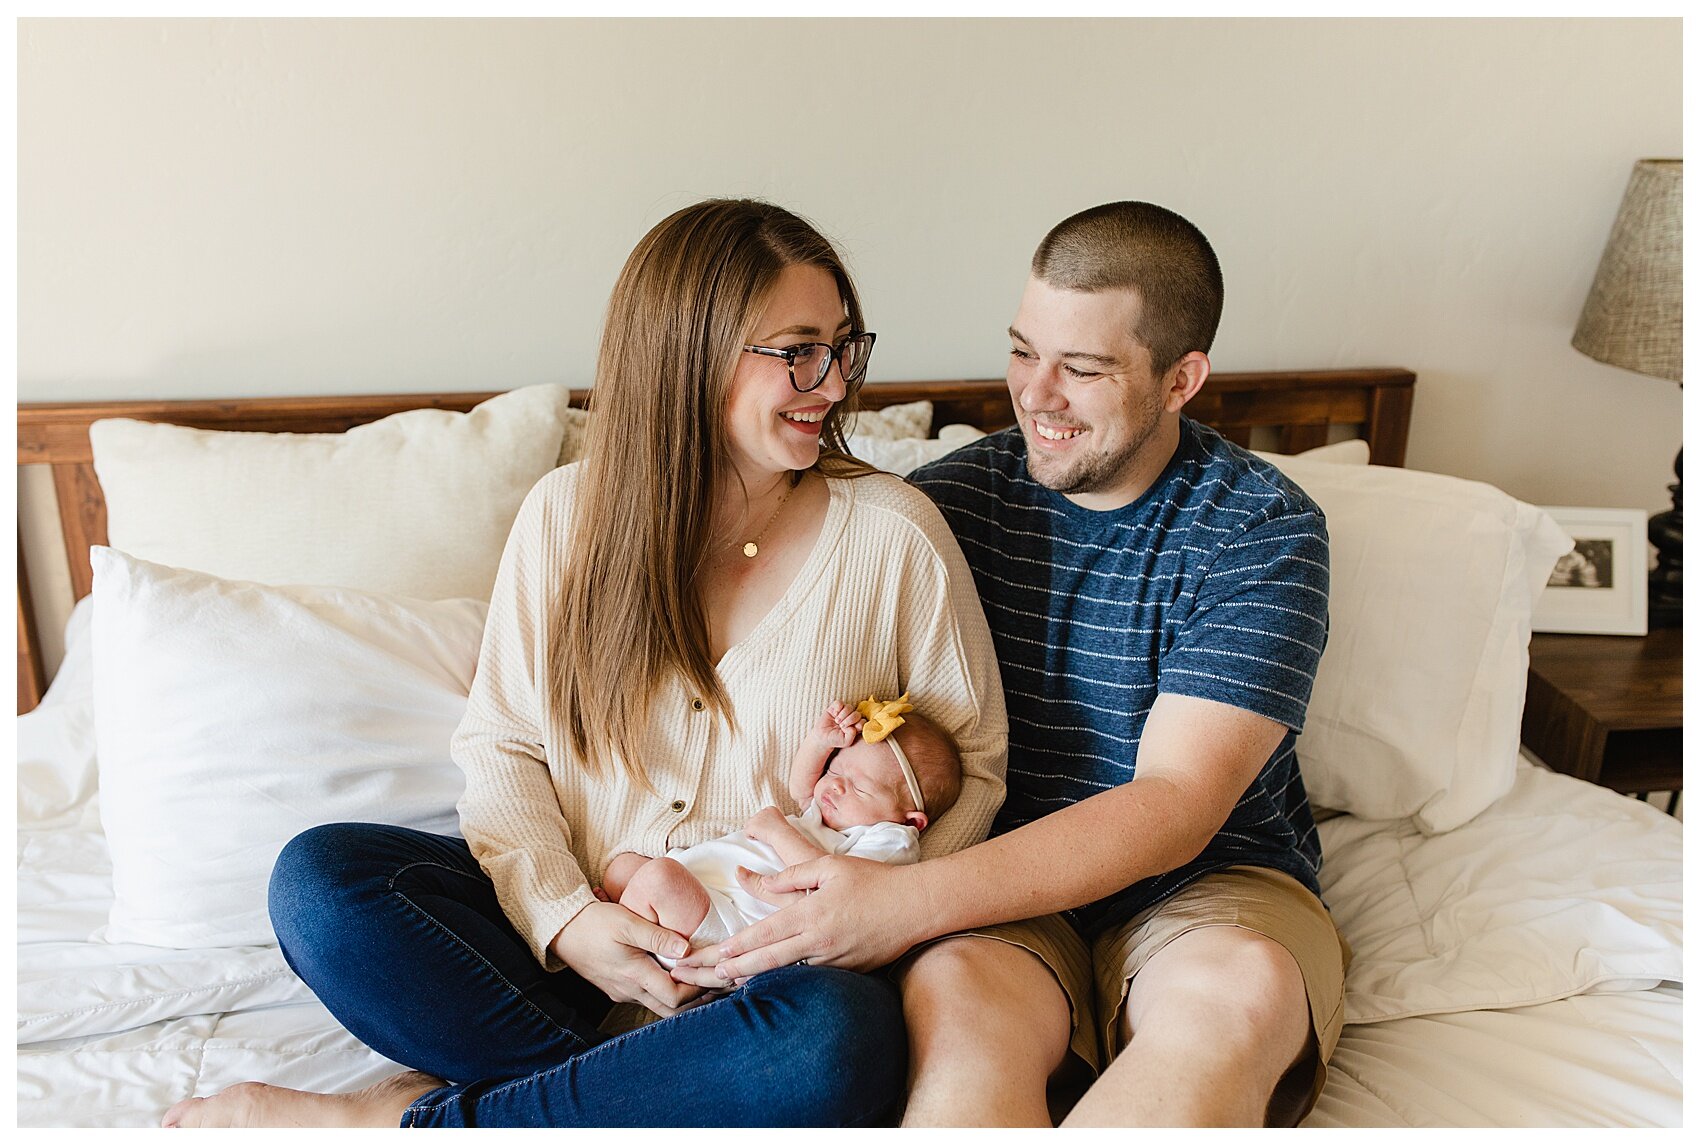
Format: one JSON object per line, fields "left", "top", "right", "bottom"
{"left": 1031, "top": 201, "right": 1224, "bottom": 374}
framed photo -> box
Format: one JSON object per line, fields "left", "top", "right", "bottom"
{"left": 1533, "top": 507, "right": 1649, "bottom": 636}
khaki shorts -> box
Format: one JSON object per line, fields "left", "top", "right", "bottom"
{"left": 911, "top": 866, "right": 1350, "bottom": 1125}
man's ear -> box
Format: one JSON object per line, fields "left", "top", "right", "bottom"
{"left": 1163, "top": 351, "right": 1211, "bottom": 413}
{"left": 903, "top": 809, "right": 929, "bottom": 832}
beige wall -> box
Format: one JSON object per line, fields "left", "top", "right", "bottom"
{"left": 18, "top": 17, "right": 1684, "bottom": 670}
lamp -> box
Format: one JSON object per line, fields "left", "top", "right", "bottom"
{"left": 1572, "top": 158, "right": 1683, "bottom": 627}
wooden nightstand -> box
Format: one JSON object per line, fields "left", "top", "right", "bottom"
{"left": 1520, "top": 627, "right": 1683, "bottom": 810}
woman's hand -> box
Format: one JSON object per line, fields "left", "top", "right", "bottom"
{"left": 550, "top": 901, "right": 704, "bottom": 1015}
{"left": 674, "top": 855, "right": 931, "bottom": 983}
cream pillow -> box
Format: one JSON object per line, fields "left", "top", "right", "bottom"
{"left": 1261, "top": 456, "right": 1574, "bottom": 833}
{"left": 845, "top": 400, "right": 932, "bottom": 441}
{"left": 852, "top": 424, "right": 987, "bottom": 476}
{"left": 557, "top": 405, "right": 591, "bottom": 466}
{"left": 558, "top": 402, "right": 930, "bottom": 466}
{"left": 90, "top": 385, "right": 573, "bottom": 602}
{"left": 90, "top": 548, "right": 484, "bottom": 948}
{"left": 1256, "top": 438, "right": 1372, "bottom": 466}
{"left": 558, "top": 399, "right": 933, "bottom": 466}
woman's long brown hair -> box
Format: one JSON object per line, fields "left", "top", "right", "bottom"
{"left": 551, "top": 199, "right": 875, "bottom": 787}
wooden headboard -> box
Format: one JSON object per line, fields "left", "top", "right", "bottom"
{"left": 17, "top": 367, "right": 1414, "bottom": 712}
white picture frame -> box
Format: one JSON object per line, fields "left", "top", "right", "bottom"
{"left": 1532, "top": 507, "right": 1649, "bottom": 636}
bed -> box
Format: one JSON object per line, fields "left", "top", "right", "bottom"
{"left": 16, "top": 369, "right": 1683, "bottom": 1127}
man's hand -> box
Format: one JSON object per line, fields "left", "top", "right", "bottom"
{"left": 550, "top": 900, "right": 704, "bottom": 1016}
{"left": 674, "top": 854, "right": 928, "bottom": 983}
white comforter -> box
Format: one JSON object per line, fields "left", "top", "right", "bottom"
{"left": 17, "top": 655, "right": 1685, "bottom": 1127}
{"left": 1319, "top": 761, "right": 1681, "bottom": 1024}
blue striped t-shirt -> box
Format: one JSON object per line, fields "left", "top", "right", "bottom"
{"left": 909, "top": 418, "right": 1329, "bottom": 937}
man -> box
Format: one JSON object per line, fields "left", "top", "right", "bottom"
{"left": 685, "top": 201, "right": 1347, "bottom": 1127}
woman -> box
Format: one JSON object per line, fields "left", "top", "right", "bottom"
{"left": 164, "top": 199, "right": 1006, "bottom": 1128}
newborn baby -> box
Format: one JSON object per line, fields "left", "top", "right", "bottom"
{"left": 600, "top": 694, "right": 962, "bottom": 963}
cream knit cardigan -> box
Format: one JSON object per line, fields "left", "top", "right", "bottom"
{"left": 452, "top": 464, "right": 1008, "bottom": 968}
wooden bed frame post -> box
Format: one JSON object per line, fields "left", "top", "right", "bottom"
{"left": 18, "top": 531, "right": 47, "bottom": 713}
{"left": 1367, "top": 376, "right": 1415, "bottom": 469}
{"left": 52, "top": 463, "right": 107, "bottom": 603}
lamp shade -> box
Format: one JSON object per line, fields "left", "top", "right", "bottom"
{"left": 1572, "top": 158, "right": 1682, "bottom": 383}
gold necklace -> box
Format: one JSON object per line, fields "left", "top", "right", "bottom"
{"left": 738, "top": 477, "right": 796, "bottom": 559}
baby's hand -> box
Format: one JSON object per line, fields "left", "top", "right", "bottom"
{"left": 812, "top": 701, "right": 865, "bottom": 752}
{"left": 744, "top": 805, "right": 790, "bottom": 840}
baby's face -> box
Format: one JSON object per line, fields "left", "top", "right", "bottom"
{"left": 812, "top": 740, "right": 912, "bottom": 832}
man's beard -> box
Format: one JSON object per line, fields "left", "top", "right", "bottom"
{"left": 1022, "top": 401, "right": 1163, "bottom": 497}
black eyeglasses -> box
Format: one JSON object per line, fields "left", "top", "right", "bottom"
{"left": 742, "top": 332, "right": 877, "bottom": 393}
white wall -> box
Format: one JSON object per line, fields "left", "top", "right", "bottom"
{"left": 18, "top": 17, "right": 1684, "bottom": 668}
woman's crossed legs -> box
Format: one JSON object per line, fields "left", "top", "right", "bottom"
{"left": 164, "top": 823, "right": 904, "bottom": 1128}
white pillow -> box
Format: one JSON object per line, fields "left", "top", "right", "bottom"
{"left": 1262, "top": 456, "right": 1574, "bottom": 833}
{"left": 91, "top": 547, "right": 484, "bottom": 948}
{"left": 16, "top": 596, "right": 98, "bottom": 826}
{"left": 850, "top": 423, "right": 987, "bottom": 476}
{"left": 845, "top": 399, "right": 932, "bottom": 440}
{"left": 90, "top": 385, "right": 573, "bottom": 602}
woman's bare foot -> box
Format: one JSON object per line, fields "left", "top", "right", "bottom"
{"left": 161, "top": 1070, "right": 444, "bottom": 1128}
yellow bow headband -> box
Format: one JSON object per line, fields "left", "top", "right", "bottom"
{"left": 856, "top": 692, "right": 924, "bottom": 815}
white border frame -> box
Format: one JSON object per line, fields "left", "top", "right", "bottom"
{"left": 1532, "top": 507, "right": 1649, "bottom": 636}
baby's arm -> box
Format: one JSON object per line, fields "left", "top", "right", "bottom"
{"left": 745, "top": 806, "right": 830, "bottom": 868}
{"left": 788, "top": 701, "right": 864, "bottom": 806}
{"left": 842, "top": 823, "right": 923, "bottom": 867}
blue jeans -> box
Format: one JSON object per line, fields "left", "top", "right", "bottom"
{"left": 269, "top": 823, "right": 906, "bottom": 1127}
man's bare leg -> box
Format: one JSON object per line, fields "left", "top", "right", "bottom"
{"left": 896, "top": 936, "right": 1073, "bottom": 1127}
{"left": 1062, "top": 926, "right": 1310, "bottom": 1127}
{"left": 161, "top": 1071, "right": 442, "bottom": 1128}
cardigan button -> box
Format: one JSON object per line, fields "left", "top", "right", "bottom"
{"left": 670, "top": 799, "right": 687, "bottom": 813}
{"left": 690, "top": 698, "right": 705, "bottom": 711}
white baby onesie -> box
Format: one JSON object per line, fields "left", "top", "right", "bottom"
{"left": 661, "top": 803, "right": 920, "bottom": 957}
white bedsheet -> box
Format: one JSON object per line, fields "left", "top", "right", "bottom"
{"left": 18, "top": 1003, "right": 405, "bottom": 1129}
{"left": 17, "top": 799, "right": 307, "bottom": 1045}
{"left": 16, "top": 793, "right": 405, "bottom": 1128}
{"left": 16, "top": 641, "right": 1685, "bottom": 1127}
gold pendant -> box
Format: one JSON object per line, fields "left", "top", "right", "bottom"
{"left": 743, "top": 542, "right": 759, "bottom": 558}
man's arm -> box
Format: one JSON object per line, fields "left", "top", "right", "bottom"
{"left": 679, "top": 693, "right": 1287, "bottom": 980}
{"left": 909, "top": 693, "right": 1287, "bottom": 930}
